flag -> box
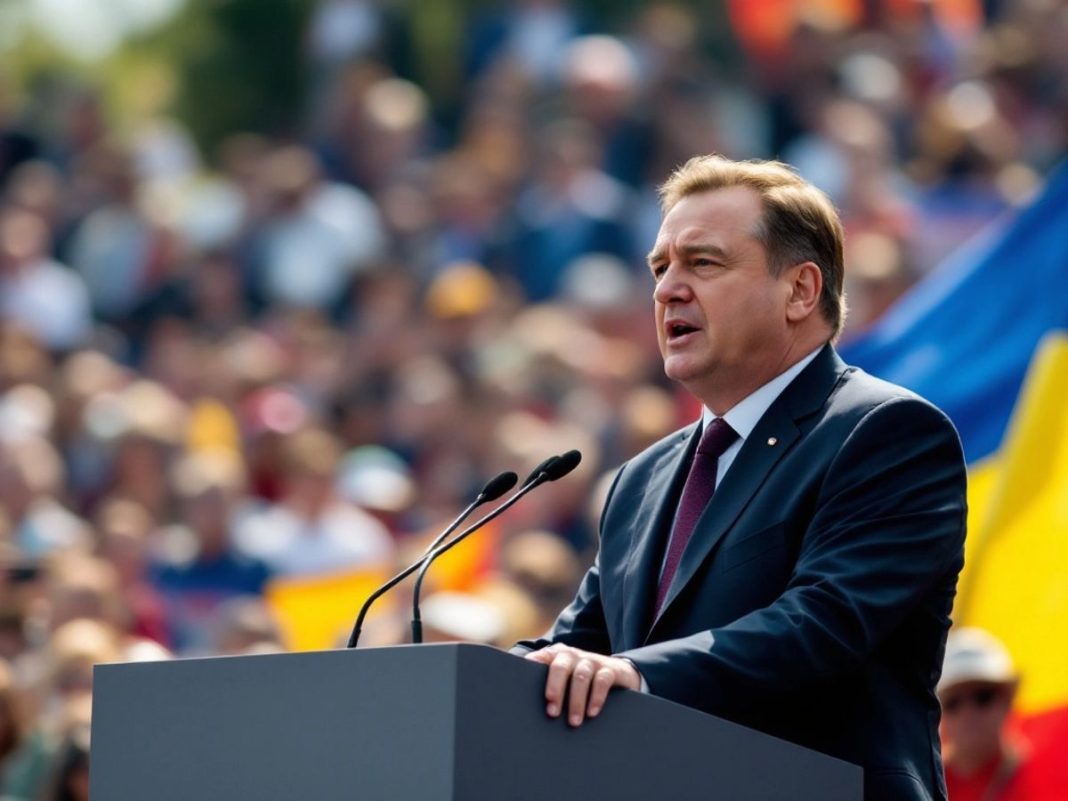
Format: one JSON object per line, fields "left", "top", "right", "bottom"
{"left": 841, "top": 162, "right": 1068, "bottom": 727}
{"left": 953, "top": 334, "right": 1068, "bottom": 714}
{"left": 266, "top": 566, "right": 388, "bottom": 651}
{"left": 842, "top": 162, "right": 1068, "bottom": 465}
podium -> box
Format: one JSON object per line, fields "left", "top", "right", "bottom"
{"left": 90, "top": 643, "right": 862, "bottom": 800}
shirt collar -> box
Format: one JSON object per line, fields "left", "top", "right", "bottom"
{"left": 701, "top": 347, "right": 823, "bottom": 441}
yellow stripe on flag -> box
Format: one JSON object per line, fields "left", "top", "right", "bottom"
{"left": 955, "top": 332, "right": 1068, "bottom": 714}
{"left": 957, "top": 456, "right": 1000, "bottom": 603}
{"left": 425, "top": 520, "right": 500, "bottom": 592}
{"left": 266, "top": 566, "right": 389, "bottom": 651}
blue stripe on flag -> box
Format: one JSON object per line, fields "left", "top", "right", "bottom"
{"left": 841, "top": 162, "right": 1068, "bottom": 463}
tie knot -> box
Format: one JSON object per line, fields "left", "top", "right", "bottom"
{"left": 697, "top": 418, "right": 738, "bottom": 457}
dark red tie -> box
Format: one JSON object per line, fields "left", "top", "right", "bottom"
{"left": 654, "top": 418, "right": 739, "bottom": 616}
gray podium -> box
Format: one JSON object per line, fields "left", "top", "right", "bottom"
{"left": 90, "top": 643, "right": 861, "bottom": 800}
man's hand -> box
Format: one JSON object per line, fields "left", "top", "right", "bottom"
{"left": 524, "top": 643, "right": 642, "bottom": 727}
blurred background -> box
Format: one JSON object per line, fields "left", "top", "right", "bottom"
{"left": 0, "top": 0, "right": 1066, "bottom": 798}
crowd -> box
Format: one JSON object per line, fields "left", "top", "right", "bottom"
{"left": 1, "top": 0, "right": 1066, "bottom": 798}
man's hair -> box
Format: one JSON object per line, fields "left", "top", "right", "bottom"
{"left": 659, "top": 155, "right": 847, "bottom": 337}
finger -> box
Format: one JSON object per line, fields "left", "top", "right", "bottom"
{"left": 587, "top": 666, "right": 617, "bottom": 718}
{"left": 567, "top": 658, "right": 596, "bottom": 727}
{"left": 544, "top": 652, "right": 575, "bottom": 717}
{"left": 524, "top": 648, "right": 556, "bottom": 664}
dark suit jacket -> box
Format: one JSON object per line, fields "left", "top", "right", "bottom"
{"left": 518, "top": 345, "right": 967, "bottom": 801}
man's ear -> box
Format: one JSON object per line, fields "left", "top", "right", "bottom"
{"left": 785, "top": 261, "right": 823, "bottom": 323}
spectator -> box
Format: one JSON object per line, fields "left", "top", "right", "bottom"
{"left": 233, "top": 427, "right": 394, "bottom": 577}
{"left": 0, "top": 208, "right": 91, "bottom": 353}
{"left": 248, "top": 145, "right": 384, "bottom": 312}
{"left": 498, "top": 529, "right": 581, "bottom": 634}
{"left": 37, "top": 722, "right": 90, "bottom": 801}
{"left": 465, "top": 0, "right": 584, "bottom": 88}
{"left": 505, "top": 118, "right": 636, "bottom": 302}
{"left": 152, "top": 451, "right": 270, "bottom": 653}
{"left": 94, "top": 499, "right": 168, "bottom": 646}
{"left": 1, "top": 620, "right": 118, "bottom": 801}
{"left": 208, "top": 597, "right": 285, "bottom": 656}
{"left": 0, "top": 437, "right": 92, "bottom": 560}
{"left": 94, "top": 381, "right": 187, "bottom": 521}
{"left": 560, "top": 35, "right": 651, "bottom": 188}
{"left": 939, "top": 627, "right": 1067, "bottom": 800}
{"left": 65, "top": 147, "right": 166, "bottom": 325}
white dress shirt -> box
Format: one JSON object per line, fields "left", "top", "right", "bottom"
{"left": 701, "top": 347, "right": 823, "bottom": 487}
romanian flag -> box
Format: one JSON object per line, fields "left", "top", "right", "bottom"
{"left": 841, "top": 162, "right": 1068, "bottom": 754}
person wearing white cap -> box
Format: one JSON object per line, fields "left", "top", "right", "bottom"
{"left": 937, "top": 627, "right": 1041, "bottom": 801}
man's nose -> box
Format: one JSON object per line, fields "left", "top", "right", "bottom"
{"left": 653, "top": 264, "right": 692, "bottom": 304}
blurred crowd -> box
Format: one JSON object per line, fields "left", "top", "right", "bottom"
{"left": 1, "top": 0, "right": 1067, "bottom": 798}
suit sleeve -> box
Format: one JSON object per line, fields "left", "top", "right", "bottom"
{"left": 511, "top": 466, "right": 626, "bottom": 656}
{"left": 618, "top": 396, "right": 967, "bottom": 714}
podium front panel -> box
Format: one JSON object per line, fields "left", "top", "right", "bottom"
{"left": 91, "top": 644, "right": 862, "bottom": 800}
{"left": 91, "top": 647, "right": 458, "bottom": 800}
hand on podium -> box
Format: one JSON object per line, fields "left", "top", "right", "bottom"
{"left": 525, "top": 643, "right": 642, "bottom": 728}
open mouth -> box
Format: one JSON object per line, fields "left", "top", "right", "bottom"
{"left": 666, "top": 321, "right": 699, "bottom": 341}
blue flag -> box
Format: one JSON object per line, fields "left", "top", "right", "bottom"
{"left": 841, "top": 163, "right": 1068, "bottom": 463}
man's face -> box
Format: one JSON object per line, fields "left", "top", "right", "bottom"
{"left": 939, "top": 681, "right": 1013, "bottom": 761}
{"left": 648, "top": 186, "right": 793, "bottom": 406}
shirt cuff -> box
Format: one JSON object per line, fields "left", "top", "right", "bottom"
{"left": 618, "top": 657, "right": 649, "bottom": 693}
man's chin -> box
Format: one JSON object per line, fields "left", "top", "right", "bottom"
{"left": 663, "top": 357, "right": 706, "bottom": 387}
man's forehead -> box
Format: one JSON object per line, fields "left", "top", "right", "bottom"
{"left": 660, "top": 187, "right": 762, "bottom": 230}
{"left": 649, "top": 211, "right": 764, "bottom": 255}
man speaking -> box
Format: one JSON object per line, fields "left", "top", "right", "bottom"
{"left": 516, "top": 155, "right": 967, "bottom": 801}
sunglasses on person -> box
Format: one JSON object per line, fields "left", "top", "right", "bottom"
{"left": 941, "top": 686, "right": 1004, "bottom": 714}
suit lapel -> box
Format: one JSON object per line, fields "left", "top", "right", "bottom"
{"left": 619, "top": 424, "right": 696, "bottom": 650}
{"left": 648, "top": 345, "right": 848, "bottom": 635}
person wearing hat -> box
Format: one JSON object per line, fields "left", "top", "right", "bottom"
{"left": 938, "top": 627, "right": 1045, "bottom": 801}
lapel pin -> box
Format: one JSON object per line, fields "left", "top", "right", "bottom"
{"left": 767, "top": 437, "right": 778, "bottom": 446}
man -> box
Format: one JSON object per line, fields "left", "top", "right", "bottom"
{"left": 939, "top": 628, "right": 1066, "bottom": 800}
{"left": 516, "top": 155, "right": 967, "bottom": 801}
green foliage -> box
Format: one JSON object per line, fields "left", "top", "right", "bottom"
{"left": 1, "top": 23, "right": 96, "bottom": 103}
{"left": 127, "top": 0, "right": 312, "bottom": 159}
{"left": 2, "top": 0, "right": 739, "bottom": 159}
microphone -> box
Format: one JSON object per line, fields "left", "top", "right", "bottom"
{"left": 523, "top": 453, "right": 560, "bottom": 486}
{"left": 345, "top": 470, "right": 518, "bottom": 648}
{"left": 410, "top": 450, "right": 582, "bottom": 643}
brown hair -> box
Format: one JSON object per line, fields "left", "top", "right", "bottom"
{"left": 659, "top": 155, "right": 847, "bottom": 337}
